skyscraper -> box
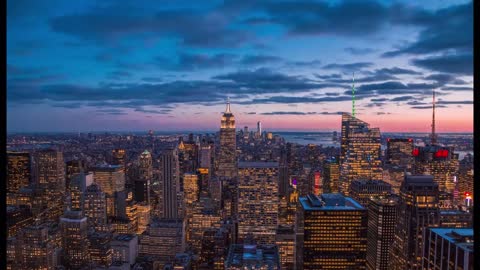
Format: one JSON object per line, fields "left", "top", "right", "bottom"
{"left": 35, "top": 149, "right": 65, "bottom": 192}
{"left": 422, "top": 228, "right": 473, "bottom": 269}
{"left": 390, "top": 175, "right": 440, "bottom": 269}
{"left": 92, "top": 165, "right": 125, "bottom": 217}
{"left": 84, "top": 183, "right": 108, "bottom": 231}
{"left": 237, "top": 162, "right": 279, "bottom": 244}
{"left": 297, "top": 193, "right": 368, "bottom": 269}
{"left": 14, "top": 224, "right": 57, "bottom": 270}
{"left": 60, "top": 210, "right": 89, "bottom": 269}
{"left": 366, "top": 197, "right": 398, "bottom": 270}
{"left": 323, "top": 158, "right": 340, "bottom": 193}
{"left": 216, "top": 98, "right": 237, "bottom": 179}
{"left": 340, "top": 113, "right": 383, "bottom": 194}
{"left": 349, "top": 179, "right": 392, "bottom": 207}
{"left": 134, "top": 150, "right": 153, "bottom": 205}
{"left": 157, "top": 148, "right": 182, "bottom": 219}
{"left": 7, "top": 152, "right": 32, "bottom": 193}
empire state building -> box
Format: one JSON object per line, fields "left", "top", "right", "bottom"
{"left": 216, "top": 98, "right": 237, "bottom": 179}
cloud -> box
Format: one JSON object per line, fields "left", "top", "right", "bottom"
{"left": 382, "top": 2, "right": 472, "bottom": 57}
{"left": 260, "top": 111, "right": 317, "bottom": 115}
{"left": 390, "top": 95, "right": 415, "bottom": 102}
{"left": 240, "top": 55, "right": 283, "bottom": 65}
{"left": 323, "top": 62, "right": 373, "bottom": 71}
{"left": 107, "top": 71, "right": 133, "bottom": 80}
{"left": 410, "top": 105, "right": 448, "bottom": 109}
{"left": 155, "top": 52, "right": 238, "bottom": 71}
{"left": 344, "top": 47, "right": 376, "bottom": 55}
{"left": 412, "top": 53, "right": 473, "bottom": 75}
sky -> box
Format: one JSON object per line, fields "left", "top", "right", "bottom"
{"left": 7, "top": 0, "right": 473, "bottom": 133}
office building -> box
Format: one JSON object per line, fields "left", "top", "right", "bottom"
{"left": 340, "top": 113, "right": 383, "bottom": 194}
{"left": 35, "top": 149, "right": 65, "bottom": 192}
{"left": 135, "top": 150, "right": 153, "bottom": 205}
{"left": 237, "top": 162, "right": 279, "bottom": 244}
{"left": 349, "top": 179, "right": 392, "bottom": 207}
{"left": 386, "top": 138, "right": 414, "bottom": 168}
{"left": 157, "top": 148, "right": 182, "bottom": 219}
{"left": 217, "top": 98, "right": 237, "bottom": 179}
{"left": 390, "top": 175, "right": 440, "bottom": 269}
{"left": 7, "top": 152, "right": 32, "bottom": 193}
{"left": 14, "top": 224, "right": 57, "bottom": 270}
{"left": 92, "top": 165, "right": 125, "bottom": 217}
{"left": 139, "top": 218, "right": 186, "bottom": 266}
{"left": 275, "top": 225, "right": 295, "bottom": 269}
{"left": 422, "top": 228, "right": 473, "bottom": 269}
{"left": 111, "top": 234, "right": 139, "bottom": 266}
{"left": 298, "top": 193, "right": 367, "bottom": 269}
{"left": 60, "top": 210, "right": 89, "bottom": 269}
{"left": 366, "top": 197, "right": 398, "bottom": 270}
{"left": 88, "top": 231, "right": 113, "bottom": 268}
{"left": 439, "top": 209, "right": 472, "bottom": 228}
{"left": 323, "top": 158, "right": 340, "bottom": 193}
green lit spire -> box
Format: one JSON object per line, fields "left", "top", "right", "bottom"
{"left": 352, "top": 72, "right": 356, "bottom": 117}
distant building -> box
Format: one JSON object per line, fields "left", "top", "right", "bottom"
{"left": 237, "top": 162, "right": 279, "bottom": 244}
{"left": 14, "top": 224, "right": 57, "bottom": 269}
{"left": 134, "top": 150, "right": 153, "bottom": 205}
{"left": 386, "top": 138, "right": 414, "bottom": 168}
{"left": 297, "top": 193, "right": 367, "bottom": 269}
{"left": 439, "top": 209, "right": 472, "bottom": 228}
{"left": 422, "top": 228, "right": 473, "bottom": 269}
{"left": 92, "top": 165, "right": 125, "bottom": 217}
{"left": 340, "top": 113, "right": 383, "bottom": 194}
{"left": 225, "top": 244, "right": 280, "bottom": 270}
{"left": 275, "top": 225, "right": 295, "bottom": 269}
{"left": 35, "top": 149, "right": 65, "bottom": 192}
{"left": 7, "top": 152, "right": 32, "bottom": 193}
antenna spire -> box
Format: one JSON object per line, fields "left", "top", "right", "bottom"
{"left": 352, "top": 72, "right": 356, "bottom": 117}
{"left": 225, "top": 96, "right": 231, "bottom": 113}
{"left": 431, "top": 89, "right": 437, "bottom": 144}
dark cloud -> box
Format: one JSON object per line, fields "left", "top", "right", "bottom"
{"left": 424, "top": 73, "right": 468, "bottom": 85}
{"left": 245, "top": 112, "right": 256, "bottom": 114}
{"left": 344, "top": 47, "right": 376, "bottom": 55}
{"left": 285, "top": 60, "right": 322, "bottom": 68}
{"left": 240, "top": 55, "right": 283, "bottom": 65}
{"left": 412, "top": 53, "right": 473, "bottom": 75}
{"left": 49, "top": 5, "right": 253, "bottom": 48}
{"left": 155, "top": 52, "right": 237, "bottom": 71}
{"left": 436, "top": 100, "right": 473, "bottom": 105}
{"left": 390, "top": 95, "right": 415, "bottom": 102}
{"left": 314, "top": 73, "right": 342, "bottom": 80}
{"left": 411, "top": 105, "right": 447, "bottom": 109}
{"left": 141, "top": 77, "right": 163, "bottom": 83}
{"left": 260, "top": 111, "right": 317, "bottom": 115}
{"left": 323, "top": 62, "right": 373, "bottom": 71}
{"left": 134, "top": 108, "right": 172, "bottom": 114}
{"left": 383, "top": 2, "right": 472, "bottom": 57}
{"left": 440, "top": 86, "right": 473, "bottom": 92}
{"left": 373, "top": 67, "right": 421, "bottom": 76}
{"left": 107, "top": 71, "right": 133, "bottom": 80}
{"left": 371, "top": 98, "right": 388, "bottom": 102}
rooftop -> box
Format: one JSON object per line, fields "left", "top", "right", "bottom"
{"left": 300, "top": 193, "right": 365, "bottom": 211}
{"left": 429, "top": 228, "right": 473, "bottom": 252}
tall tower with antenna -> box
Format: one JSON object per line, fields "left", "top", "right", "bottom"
{"left": 352, "top": 72, "right": 356, "bottom": 118}
{"left": 431, "top": 89, "right": 437, "bottom": 145}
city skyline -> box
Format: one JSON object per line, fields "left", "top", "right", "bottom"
{"left": 7, "top": 0, "right": 473, "bottom": 133}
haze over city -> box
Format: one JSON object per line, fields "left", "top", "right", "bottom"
{"left": 7, "top": 0, "right": 473, "bottom": 133}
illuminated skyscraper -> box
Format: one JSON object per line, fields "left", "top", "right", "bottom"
{"left": 340, "top": 113, "right": 383, "bottom": 194}
{"left": 366, "top": 197, "right": 398, "bottom": 270}
{"left": 35, "top": 149, "right": 65, "bottom": 192}
{"left": 323, "top": 158, "right": 340, "bottom": 193}
{"left": 216, "top": 98, "right": 237, "bottom": 179}
{"left": 134, "top": 150, "right": 153, "bottom": 205}
{"left": 413, "top": 144, "right": 459, "bottom": 193}
{"left": 92, "top": 165, "right": 125, "bottom": 217}
{"left": 275, "top": 225, "right": 295, "bottom": 269}
{"left": 7, "top": 152, "right": 32, "bottom": 193}
{"left": 60, "top": 210, "right": 89, "bottom": 269}
{"left": 112, "top": 149, "right": 126, "bottom": 168}
{"left": 237, "top": 162, "right": 279, "bottom": 244}
{"left": 297, "top": 193, "right": 367, "bottom": 269}
{"left": 84, "top": 183, "right": 107, "bottom": 231}
{"left": 184, "top": 173, "right": 199, "bottom": 207}
{"left": 158, "top": 148, "right": 182, "bottom": 219}
{"left": 390, "top": 175, "right": 440, "bottom": 270}
{"left": 65, "top": 159, "right": 84, "bottom": 192}
{"left": 386, "top": 138, "right": 414, "bottom": 168}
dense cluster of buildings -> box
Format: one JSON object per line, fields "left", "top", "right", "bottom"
{"left": 6, "top": 99, "right": 474, "bottom": 269}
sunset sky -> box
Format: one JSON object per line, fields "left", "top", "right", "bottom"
{"left": 7, "top": 0, "right": 473, "bottom": 133}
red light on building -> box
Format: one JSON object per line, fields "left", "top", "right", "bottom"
{"left": 412, "top": 149, "right": 419, "bottom": 156}
{"left": 408, "top": 138, "right": 412, "bottom": 142}
{"left": 434, "top": 149, "right": 449, "bottom": 158}
{"left": 387, "top": 138, "right": 390, "bottom": 142}
{"left": 465, "top": 192, "right": 470, "bottom": 197}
